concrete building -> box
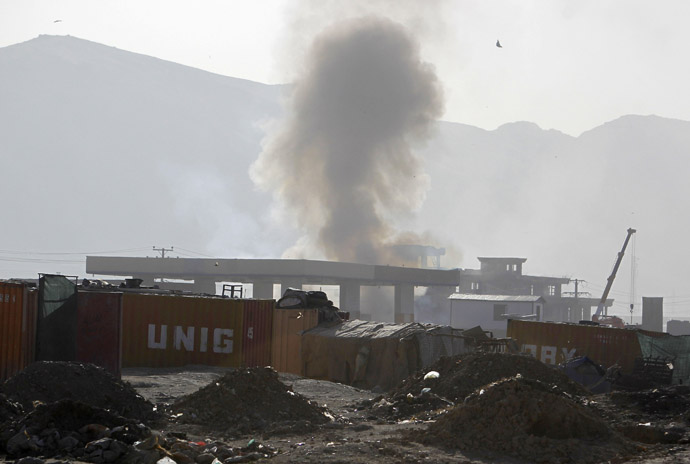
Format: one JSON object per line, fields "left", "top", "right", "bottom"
{"left": 667, "top": 320, "right": 690, "bottom": 336}
{"left": 456, "top": 257, "right": 610, "bottom": 323}
{"left": 448, "top": 293, "right": 545, "bottom": 338}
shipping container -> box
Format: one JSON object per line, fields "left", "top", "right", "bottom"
{"left": 0, "top": 282, "right": 37, "bottom": 381}
{"left": 121, "top": 293, "right": 244, "bottom": 368}
{"left": 242, "top": 299, "right": 274, "bottom": 368}
{"left": 507, "top": 319, "right": 663, "bottom": 373}
{"left": 271, "top": 308, "right": 319, "bottom": 375}
{"left": 77, "top": 291, "right": 122, "bottom": 377}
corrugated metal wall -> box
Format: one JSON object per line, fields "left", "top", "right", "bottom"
{"left": 121, "top": 293, "right": 245, "bottom": 368}
{"left": 242, "top": 299, "right": 274, "bottom": 368}
{"left": 0, "top": 282, "right": 36, "bottom": 382}
{"left": 507, "top": 319, "right": 648, "bottom": 373}
{"left": 271, "top": 309, "right": 319, "bottom": 375}
{"left": 77, "top": 291, "right": 122, "bottom": 377}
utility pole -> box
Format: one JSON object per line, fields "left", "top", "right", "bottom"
{"left": 571, "top": 278, "right": 583, "bottom": 299}
{"left": 153, "top": 246, "right": 174, "bottom": 258}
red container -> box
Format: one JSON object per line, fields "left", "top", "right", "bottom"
{"left": 242, "top": 299, "right": 274, "bottom": 368}
{"left": 507, "top": 319, "right": 659, "bottom": 373}
{"left": 77, "top": 291, "right": 122, "bottom": 377}
{"left": 0, "top": 282, "right": 36, "bottom": 381}
{"left": 120, "top": 293, "right": 244, "bottom": 368}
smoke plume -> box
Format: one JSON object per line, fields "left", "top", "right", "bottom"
{"left": 251, "top": 16, "right": 444, "bottom": 265}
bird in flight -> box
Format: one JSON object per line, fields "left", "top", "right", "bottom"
{"left": 496, "top": 39, "right": 502, "bottom": 48}
{"left": 54, "top": 19, "right": 62, "bottom": 23}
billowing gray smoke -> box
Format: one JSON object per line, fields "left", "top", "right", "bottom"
{"left": 252, "top": 16, "right": 443, "bottom": 264}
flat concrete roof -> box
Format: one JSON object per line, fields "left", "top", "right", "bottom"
{"left": 85, "top": 256, "right": 462, "bottom": 287}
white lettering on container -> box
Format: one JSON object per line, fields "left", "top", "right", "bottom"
{"left": 199, "top": 327, "right": 208, "bottom": 353}
{"left": 541, "top": 345, "right": 557, "bottom": 364}
{"left": 147, "top": 324, "right": 233, "bottom": 354}
{"left": 148, "top": 324, "right": 167, "bottom": 349}
{"left": 522, "top": 344, "right": 537, "bottom": 358}
{"left": 174, "top": 326, "right": 194, "bottom": 351}
{"left": 561, "top": 347, "right": 577, "bottom": 361}
{"left": 213, "top": 328, "right": 234, "bottom": 353}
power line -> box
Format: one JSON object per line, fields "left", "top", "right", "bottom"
{"left": 0, "top": 247, "right": 151, "bottom": 256}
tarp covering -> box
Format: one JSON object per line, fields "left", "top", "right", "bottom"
{"left": 637, "top": 332, "right": 690, "bottom": 385}
{"left": 301, "top": 320, "right": 468, "bottom": 391}
{"left": 36, "top": 274, "right": 77, "bottom": 361}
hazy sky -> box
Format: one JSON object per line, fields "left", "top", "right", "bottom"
{"left": 2, "top": 0, "right": 690, "bottom": 136}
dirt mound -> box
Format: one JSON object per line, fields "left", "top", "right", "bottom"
{"left": 172, "top": 367, "right": 331, "bottom": 435}
{"left": 1, "top": 361, "right": 157, "bottom": 423}
{"left": 394, "top": 352, "right": 588, "bottom": 403}
{"left": 422, "top": 375, "right": 635, "bottom": 463}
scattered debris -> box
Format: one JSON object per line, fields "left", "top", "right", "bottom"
{"left": 391, "top": 352, "right": 589, "bottom": 404}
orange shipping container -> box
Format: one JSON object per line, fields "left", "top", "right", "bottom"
{"left": 1, "top": 282, "right": 36, "bottom": 381}
{"left": 271, "top": 308, "right": 319, "bottom": 376}
{"left": 242, "top": 299, "right": 274, "bottom": 368}
{"left": 507, "top": 319, "right": 662, "bottom": 373}
{"left": 77, "top": 291, "right": 122, "bottom": 377}
{"left": 121, "top": 293, "right": 244, "bottom": 368}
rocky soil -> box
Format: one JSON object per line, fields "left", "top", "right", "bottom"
{"left": 1, "top": 354, "right": 690, "bottom": 463}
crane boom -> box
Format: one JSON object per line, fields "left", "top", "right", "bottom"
{"left": 593, "top": 228, "right": 636, "bottom": 320}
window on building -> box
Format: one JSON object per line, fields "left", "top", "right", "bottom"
{"left": 536, "top": 304, "right": 542, "bottom": 321}
{"left": 471, "top": 282, "right": 479, "bottom": 291}
{"left": 506, "top": 264, "right": 511, "bottom": 271}
{"left": 547, "top": 285, "right": 555, "bottom": 296}
{"left": 493, "top": 304, "right": 507, "bottom": 321}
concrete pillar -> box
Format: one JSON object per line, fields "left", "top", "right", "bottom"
{"left": 252, "top": 281, "right": 274, "bottom": 299}
{"left": 394, "top": 284, "right": 415, "bottom": 323}
{"left": 340, "top": 282, "right": 361, "bottom": 319}
{"left": 193, "top": 278, "right": 217, "bottom": 295}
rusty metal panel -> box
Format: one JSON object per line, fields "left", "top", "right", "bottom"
{"left": 242, "top": 299, "right": 274, "bottom": 368}
{"left": 0, "top": 282, "right": 34, "bottom": 382}
{"left": 121, "top": 293, "right": 244, "bottom": 368}
{"left": 271, "top": 308, "right": 319, "bottom": 375}
{"left": 507, "top": 319, "right": 644, "bottom": 373}
{"left": 77, "top": 291, "right": 122, "bottom": 377}
{"left": 22, "top": 288, "right": 37, "bottom": 370}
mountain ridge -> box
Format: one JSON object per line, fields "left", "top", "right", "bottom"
{"left": 1, "top": 34, "right": 688, "bottom": 320}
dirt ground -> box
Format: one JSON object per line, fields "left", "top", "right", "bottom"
{"left": 121, "top": 364, "right": 690, "bottom": 464}
{"left": 3, "top": 358, "right": 690, "bottom": 463}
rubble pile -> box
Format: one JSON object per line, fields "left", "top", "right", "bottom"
{"left": 172, "top": 367, "right": 331, "bottom": 435}
{"left": 395, "top": 352, "right": 588, "bottom": 403}
{"left": 0, "top": 399, "right": 149, "bottom": 461}
{"left": 360, "top": 390, "right": 453, "bottom": 422}
{"left": 610, "top": 385, "right": 690, "bottom": 419}
{"left": 587, "top": 386, "right": 690, "bottom": 445}
{"left": 0, "top": 393, "right": 23, "bottom": 423}
{"left": 1, "top": 362, "right": 157, "bottom": 423}
{"left": 423, "top": 375, "right": 635, "bottom": 463}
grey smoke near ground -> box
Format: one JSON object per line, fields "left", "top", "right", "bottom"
{"left": 251, "top": 16, "right": 444, "bottom": 264}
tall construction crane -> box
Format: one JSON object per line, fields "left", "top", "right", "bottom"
{"left": 592, "top": 228, "right": 637, "bottom": 328}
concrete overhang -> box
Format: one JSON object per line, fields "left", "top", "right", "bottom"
{"left": 86, "top": 256, "right": 461, "bottom": 287}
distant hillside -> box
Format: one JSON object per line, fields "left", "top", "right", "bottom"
{"left": 2, "top": 35, "right": 690, "bottom": 319}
